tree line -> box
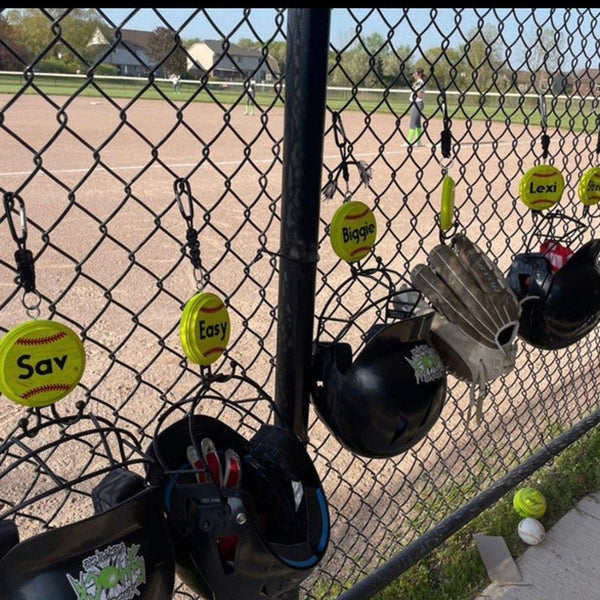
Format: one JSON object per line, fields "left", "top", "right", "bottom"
{"left": 0, "top": 9, "right": 565, "bottom": 93}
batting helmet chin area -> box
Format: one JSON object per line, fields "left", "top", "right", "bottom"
{"left": 0, "top": 416, "right": 175, "bottom": 600}
{"left": 146, "top": 411, "right": 330, "bottom": 600}
{"left": 507, "top": 239, "right": 600, "bottom": 350}
{"left": 311, "top": 309, "right": 447, "bottom": 459}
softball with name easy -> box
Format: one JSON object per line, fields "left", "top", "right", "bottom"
{"left": 518, "top": 517, "right": 545, "bottom": 545}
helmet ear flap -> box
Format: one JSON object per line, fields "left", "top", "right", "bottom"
{"left": 313, "top": 341, "right": 353, "bottom": 381}
{"left": 507, "top": 253, "right": 553, "bottom": 301}
{"left": 0, "top": 521, "right": 19, "bottom": 562}
{"left": 250, "top": 425, "right": 317, "bottom": 485}
{"left": 92, "top": 469, "right": 146, "bottom": 513}
{"left": 245, "top": 425, "right": 313, "bottom": 542}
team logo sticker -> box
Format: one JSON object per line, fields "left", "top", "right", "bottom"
{"left": 405, "top": 344, "right": 445, "bottom": 384}
{"left": 519, "top": 164, "right": 564, "bottom": 211}
{"left": 0, "top": 320, "right": 86, "bottom": 407}
{"left": 67, "top": 542, "right": 146, "bottom": 600}
{"left": 578, "top": 166, "right": 600, "bottom": 206}
{"left": 329, "top": 200, "right": 377, "bottom": 263}
{"left": 180, "top": 291, "right": 230, "bottom": 365}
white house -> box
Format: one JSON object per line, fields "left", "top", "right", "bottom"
{"left": 186, "top": 40, "right": 280, "bottom": 83}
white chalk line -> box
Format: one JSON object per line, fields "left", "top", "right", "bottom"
{"left": 0, "top": 141, "right": 522, "bottom": 178}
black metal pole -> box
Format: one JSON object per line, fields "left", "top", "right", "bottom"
{"left": 275, "top": 8, "right": 331, "bottom": 443}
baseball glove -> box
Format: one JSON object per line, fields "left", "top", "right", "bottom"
{"left": 392, "top": 286, "right": 517, "bottom": 423}
{"left": 410, "top": 233, "right": 521, "bottom": 351}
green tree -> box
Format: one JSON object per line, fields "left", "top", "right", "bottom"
{"left": 147, "top": 26, "right": 187, "bottom": 78}
{"left": 265, "top": 40, "right": 286, "bottom": 77}
{"left": 236, "top": 37, "right": 258, "bottom": 51}
{"left": 0, "top": 13, "right": 27, "bottom": 70}
{"left": 457, "top": 24, "right": 510, "bottom": 93}
{"left": 3, "top": 8, "right": 104, "bottom": 72}
{"left": 420, "top": 46, "right": 463, "bottom": 92}
{"left": 382, "top": 44, "right": 414, "bottom": 88}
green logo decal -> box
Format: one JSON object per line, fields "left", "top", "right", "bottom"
{"left": 67, "top": 542, "right": 146, "bottom": 600}
{"left": 405, "top": 344, "right": 444, "bottom": 384}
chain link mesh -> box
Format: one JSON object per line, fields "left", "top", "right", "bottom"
{"left": 1, "top": 8, "right": 599, "bottom": 600}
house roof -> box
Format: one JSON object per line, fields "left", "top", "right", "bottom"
{"left": 86, "top": 27, "right": 152, "bottom": 51}
{"left": 199, "top": 39, "right": 280, "bottom": 75}
{"left": 110, "top": 28, "right": 153, "bottom": 51}
{"left": 201, "top": 39, "right": 263, "bottom": 58}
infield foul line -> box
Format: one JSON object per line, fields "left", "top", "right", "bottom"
{"left": 0, "top": 141, "right": 522, "bottom": 177}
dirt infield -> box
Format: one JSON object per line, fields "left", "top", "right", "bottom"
{"left": 2, "top": 92, "right": 600, "bottom": 596}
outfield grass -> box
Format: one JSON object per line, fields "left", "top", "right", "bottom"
{"left": 1, "top": 72, "right": 598, "bottom": 133}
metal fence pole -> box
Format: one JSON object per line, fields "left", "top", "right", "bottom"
{"left": 274, "top": 8, "right": 331, "bottom": 443}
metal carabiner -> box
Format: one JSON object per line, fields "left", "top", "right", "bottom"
{"left": 3, "top": 192, "right": 27, "bottom": 248}
{"left": 173, "top": 178, "right": 194, "bottom": 227}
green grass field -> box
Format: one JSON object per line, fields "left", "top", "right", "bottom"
{"left": 315, "top": 424, "right": 600, "bottom": 600}
{"left": 1, "top": 72, "right": 597, "bottom": 132}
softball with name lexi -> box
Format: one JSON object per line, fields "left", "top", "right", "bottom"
{"left": 519, "top": 164, "right": 564, "bottom": 211}
{"left": 0, "top": 320, "right": 86, "bottom": 407}
{"left": 180, "top": 291, "right": 230, "bottom": 365}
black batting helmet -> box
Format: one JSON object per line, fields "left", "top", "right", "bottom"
{"left": 146, "top": 372, "right": 330, "bottom": 600}
{"left": 507, "top": 238, "right": 600, "bottom": 349}
{"left": 311, "top": 268, "right": 447, "bottom": 459}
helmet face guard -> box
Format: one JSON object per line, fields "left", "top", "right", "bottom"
{"left": 0, "top": 414, "right": 175, "bottom": 600}
{"left": 146, "top": 374, "right": 330, "bottom": 600}
{"left": 507, "top": 239, "right": 600, "bottom": 349}
{"left": 311, "top": 270, "right": 447, "bottom": 459}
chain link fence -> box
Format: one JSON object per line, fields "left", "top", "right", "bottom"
{"left": 1, "top": 8, "right": 600, "bottom": 600}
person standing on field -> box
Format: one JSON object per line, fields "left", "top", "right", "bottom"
{"left": 245, "top": 78, "right": 257, "bottom": 115}
{"left": 170, "top": 73, "right": 181, "bottom": 93}
{"left": 405, "top": 68, "right": 425, "bottom": 147}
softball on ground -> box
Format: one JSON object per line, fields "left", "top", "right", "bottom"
{"left": 518, "top": 517, "right": 545, "bottom": 545}
{"left": 513, "top": 487, "right": 547, "bottom": 519}
{"left": 0, "top": 320, "right": 86, "bottom": 408}
{"left": 329, "top": 200, "right": 377, "bottom": 263}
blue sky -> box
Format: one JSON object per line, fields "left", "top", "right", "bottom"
{"left": 99, "top": 8, "right": 599, "bottom": 69}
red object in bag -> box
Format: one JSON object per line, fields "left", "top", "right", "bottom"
{"left": 541, "top": 240, "right": 574, "bottom": 273}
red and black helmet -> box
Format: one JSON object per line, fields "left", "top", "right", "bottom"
{"left": 507, "top": 239, "right": 600, "bottom": 349}
{"left": 145, "top": 372, "right": 330, "bottom": 600}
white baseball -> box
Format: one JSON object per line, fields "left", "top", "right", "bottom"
{"left": 518, "top": 517, "right": 545, "bottom": 545}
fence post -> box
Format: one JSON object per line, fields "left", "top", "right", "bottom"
{"left": 274, "top": 7, "right": 331, "bottom": 444}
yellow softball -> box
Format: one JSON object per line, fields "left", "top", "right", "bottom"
{"left": 180, "top": 292, "right": 230, "bottom": 365}
{"left": 329, "top": 200, "right": 377, "bottom": 263}
{"left": 0, "top": 320, "right": 86, "bottom": 408}
{"left": 519, "top": 164, "right": 564, "bottom": 211}
{"left": 513, "top": 487, "right": 547, "bottom": 519}
{"left": 578, "top": 166, "right": 600, "bottom": 206}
